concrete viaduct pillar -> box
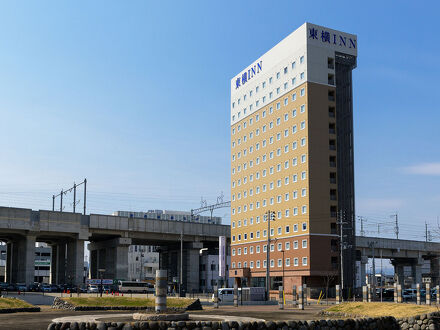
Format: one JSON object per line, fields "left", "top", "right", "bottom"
{"left": 88, "top": 237, "right": 132, "bottom": 280}
{"left": 395, "top": 264, "right": 405, "bottom": 285}
{"left": 185, "top": 242, "right": 202, "bottom": 293}
{"left": 66, "top": 240, "right": 85, "bottom": 287}
{"left": 360, "top": 255, "right": 368, "bottom": 287}
{"left": 412, "top": 259, "right": 423, "bottom": 286}
{"left": 5, "top": 235, "right": 36, "bottom": 286}
{"left": 50, "top": 240, "right": 84, "bottom": 286}
{"left": 50, "top": 243, "right": 66, "bottom": 285}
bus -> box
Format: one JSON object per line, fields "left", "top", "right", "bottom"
{"left": 117, "top": 281, "right": 154, "bottom": 293}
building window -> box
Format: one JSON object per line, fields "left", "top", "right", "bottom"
{"left": 302, "top": 222, "right": 307, "bottom": 231}
{"left": 300, "top": 72, "right": 305, "bottom": 80}
{"left": 302, "top": 257, "right": 308, "bottom": 266}
{"left": 300, "top": 104, "right": 305, "bottom": 113}
{"left": 286, "top": 258, "right": 290, "bottom": 267}
{"left": 300, "top": 56, "right": 304, "bottom": 64}
{"left": 294, "top": 241, "right": 298, "bottom": 249}
{"left": 285, "top": 242, "right": 290, "bottom": 250}
{"left": 302, "top": 239, "right": 308, "bottom": 248}
{"left": 294, "top": 258, "right": 298, "bottom": 266}
{"left": 302, "top": 205, "right": 307, "bottom": 214}
{"left": 300, "top": 88, "right": 305, "bottom": 96}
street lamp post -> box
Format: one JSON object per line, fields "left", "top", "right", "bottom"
{"left": 211, "top": 261, "right": 215, "bottom": 293}
{"left": 98, "top": 268, "right": 105, "bottom": 297}
{"left": 281, "top": 250, "right": 285, "bottom": 290}
{"left": 265, "top": 210, "right": 275, "bottom": 300}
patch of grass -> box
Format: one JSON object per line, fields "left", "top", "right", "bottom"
{"left": 0, "top": 297, "right": 34, "bottom": 309}
{"left": 325, "top": 302, "right": 439, "bottom": 318}
{"left": 64, "top": 297, "right": 195, "bottom": 308}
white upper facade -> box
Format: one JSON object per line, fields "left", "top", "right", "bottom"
{"left": 230, "top": 23, "right": 357, "bottom": 125}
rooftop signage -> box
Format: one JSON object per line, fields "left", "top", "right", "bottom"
{"left": 308, "top": 26, "right": 356, "bottom": 50}
{"left": 235, "top": 60, "right": 262, "bottom": 89}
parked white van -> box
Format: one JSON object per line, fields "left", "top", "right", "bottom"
{"left": 212, "top": 288, "right": 241, "bottom": 302}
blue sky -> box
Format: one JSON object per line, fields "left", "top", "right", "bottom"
{"left": 0, "top": 1, "right": 439, "bottom": 241}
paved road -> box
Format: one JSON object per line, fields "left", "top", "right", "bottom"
{"left": 0, "top": 305, "right": 329, "bottom": 330}
{"left": 0, "top": 308, "right": 127, "bottom": 330}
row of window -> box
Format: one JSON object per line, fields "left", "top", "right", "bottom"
{"left": 233, "top": 56, "right": 305, "bottom": 108}
{"left": 232, "top": 85, "right": 306, "bottom": 123}
{"left": 232, "top": 256, "right": 308, "bottom": 269}
{"left": 232, "top": 204, "right": 307, "bottom": 220}
{"left": 232, "top": 102, "right": 306, "bottom": 140}
{"left": 232, "top": 170, "right": 307, "bottom": 190}
{"left": 232, "top": 152, "right": 307, "bottom": 177}
{"left": 232, "top": 222, "right": 308, "bottom": 242}
{"left": 232, "top": 239, "right": 307, "bottom": 256}
{"left": 231, "top": 57, "right": 306, "bottom": 122}
{"left": 233, "top": 137, "right": 307, "bottom": 169}
{"left": 233, "top": 187, "right": 307, "bottom": 203}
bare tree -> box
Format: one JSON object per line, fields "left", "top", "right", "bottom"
{"left": 323, "top": 274, "right": 337, "bottom": 305}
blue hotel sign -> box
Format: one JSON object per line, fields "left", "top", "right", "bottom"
{"left": 308, "top": 26, "right": 357, "bottom": 50}
{"left": 235, "top": 60, "right": 262, "bottom": 89}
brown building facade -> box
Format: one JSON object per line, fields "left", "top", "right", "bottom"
{"left": 229, "top": 23, "right": 357, "bottom": 294}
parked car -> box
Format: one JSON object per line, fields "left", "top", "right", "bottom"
{"left": 0, "top": 283, "right": 9, "bottom": 291}
{"left": 211, "top": 288, "right": 242, "bottom": 302}
{"left": 87, "top": 285, "right": 99, "bottom": 293}
{"left": 403, "top": 289, "right": 416, "bottom": 300}
{"left": 6, "top": 283, "right": 17, "bottom": 291}
{"left": 41, "top": 284, "right": 52, "bottom": 292}
{"left": 16, "top": 283, "right": 27, "bottom": 292}
{"left": 28, "top": 283, "right": 40, "bottom": 292}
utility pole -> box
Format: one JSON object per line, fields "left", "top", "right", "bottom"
{"left": 369, "top": 241, "right": 376, "bottom": 301}
{"left": 60, "top": 189, "right": 63, "bottom": 212}
{"left": 339, "top": 210, "right": 344, "bottom": 301}
{"left": 52, "top": 178, "right": 87, "bottom": 214}
{"left": 265, "top": 210, "right": 275, "bottom": 301}
{"left": 83, "top": 178, "right": 87, "bottom": 215}
{"left": 426, "top": 222, "right": 428, "bottom": 242}
{"left": 359, "top": 216, "right": 365, "bottom": 237}
{"left": 73, "top": 182, "right": 76, "bottom": 213}
{"left": 391, "top": 213, "right": 399, "bottom": 239}
{"left": 180, "top": 229, "right": 183, "bottom": 296}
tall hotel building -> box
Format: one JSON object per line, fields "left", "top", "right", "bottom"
{"left": 230, "top": 23, "right": 357, "bottom": 291}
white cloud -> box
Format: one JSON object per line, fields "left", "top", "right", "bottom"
{"left": 402, "top": 162, "right": 440, "bottom": 175}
